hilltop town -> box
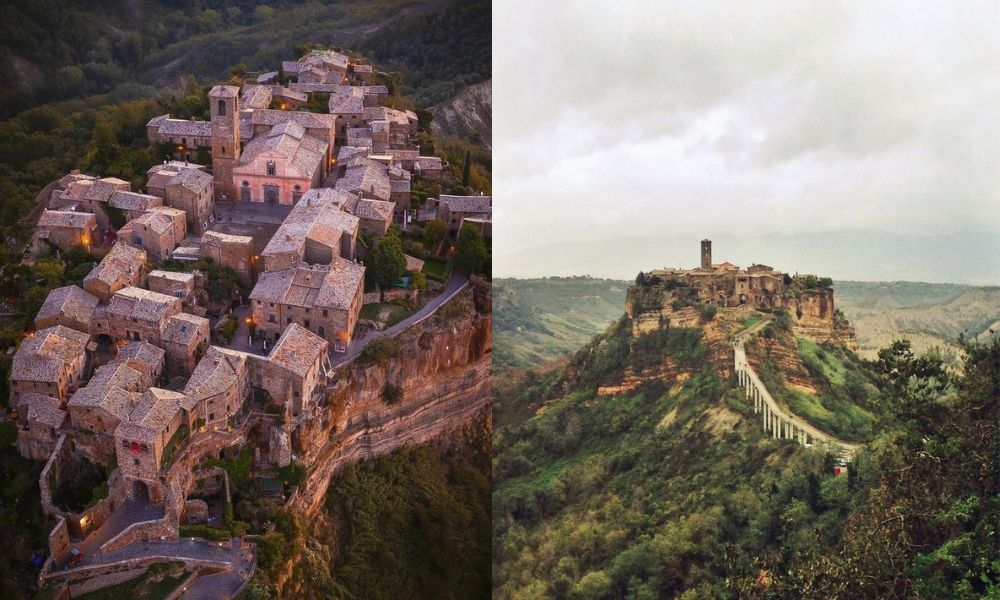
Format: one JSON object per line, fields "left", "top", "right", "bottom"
{"left": 628, "top": 239, "right": 856, "bottom": 348}
{"left": 9, "top": 48, "right": 492, "bottom": 597}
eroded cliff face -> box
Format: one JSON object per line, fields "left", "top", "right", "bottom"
{"left": 291, "top": 287, "right": 492, "bottom": 517}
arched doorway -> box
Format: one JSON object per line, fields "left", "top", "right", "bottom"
{"left": 739, "top": 293, "right": 747, "bottom": 304}
{"left": 133, "top": 480, "right": 149, "bottom": 502}
{"left": 264, "top": 184, "right": 279, "bottom": 205}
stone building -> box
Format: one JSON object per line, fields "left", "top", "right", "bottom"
{"left": 113, "top": 341, "right": 165, "bottom": 388}
{"left": 183, "top": 346, "right": 250, "bottom": 429}
{"left": 107, "top": 287, "right": 183, "bottom": 343}
{"left": 257, "top": 324, "right": 329, "bottom": 416}
{"left": 328, "top": 86, "right": 365, "bottom": 137}
{"left": 83, "top": 242, "right": 148, "bottom": 301}
{"left": 147, "top": 270, "right": 195, "bottom": 303}
{"left": 260, "top": 188, "right": 359, "bottom": 271}
{"left": 160, "top": 313, "right": 210, "bottom": 375}
{"left": 16, "top": 394, "right": 68, "bottom": 461}
{"left": 250, "top": 257, "right": 364, "bottom": 350}
{"left": 146, "top": 162, "right": 215, "bottom": 235}
{"left": 232, "top": 121, "right": 328, "bottom": 205}
{"left": 34, "top": 285, "right": 99, "bottom": 334}
{"left": 67, "top": 362, "right": 145, "bottom": 437}
{"left": 432, "top": 194, "right": 492, "bottom": 233}
{"left": 49, "top": 176, "right": 131, "bottom": 231}
{"left": 645, "top": 241, "right": 789, "bottom": 309}
{"left": 354, "top": 198, "right": 396, "bottom": 238}
{"left": 199, "top": 231, "right": 255, "bottom": 285}
{"left": 363, "top": 106, "right": 418, "bottom": 147}
{"left": 145, "top": 115, "right": 213, "bottom": 161}
{"left": 10, "top": 326, "right": 89, "bottom": 404}
{"left": 414, "top": 155, "right": 443, "bottom": 178}
{"left": 209, "top": 85, "right": 242, "bottom": 202}
{"left": 109, "top": 191, "right": 163, "bottom": 222}
{"left": 116, "top": 207, "right": 188, "bottom": 261}
{"left": 115, "top": 388, "right": 195, "bottom": 501}
{"left": 334, "top": 156, "right": 391, "bottom": 202}
{"left": 36, "top": 210, "right": 99, "bottom": 252}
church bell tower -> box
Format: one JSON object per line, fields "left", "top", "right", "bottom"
{"left": 210, "top": 85, "right": 241, "bottom": 201}
{"left": 701, "top": 239, "right": 712, "bottom": 269}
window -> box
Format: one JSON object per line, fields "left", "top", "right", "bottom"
{"left": 293, "top": 184, "right": 301, "bottom": 191}
{"left": 304, "top": 320, "right": 310, "bottom": 328}
{"left": 286, "top": 317, "right": 292, "bottom": 325}
{"left": 134, "top": 458, "right": 140, "bottom": 466}
{"left": 267, "top": 161, "right": 276, "bottom": 176}
{"left": 182, "top": 137, "right": 187, "bottom": 145}
{"left": 322, "top": 309, "right": 328, "bottom": 317}
{"left": 268, "top": 315, "right": 276, "bottom": 323}
{"left": 318, "top": 326, "right": 325, "bottom": 336}
{"left": 242, "top": 181, "right": 249, "bottom": 187}
{"left": 209, "top": 413, "right": 215, "bottom": 421}
{"left": 217, "top": 99, "right": 226, "bottom": 116}
{"left": 305, "top": 308, "right": 310, "bottom": 314}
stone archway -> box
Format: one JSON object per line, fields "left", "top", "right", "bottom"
{"left": 133, "top": 480, "right": 149, "bottom": 502}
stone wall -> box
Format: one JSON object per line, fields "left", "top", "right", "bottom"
{"left": 68, "top": 566, "right": 148, "bottom": 597}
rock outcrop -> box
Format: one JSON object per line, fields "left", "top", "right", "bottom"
{"left": 292, "top": 287, "right": 492, "bottom": 517}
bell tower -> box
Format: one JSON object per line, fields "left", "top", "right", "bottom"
{"left": 210, "top": 85, "right": 241, "bottom": 201}
{"left": 701, "top": 239, "right": 712, "bottom": 269}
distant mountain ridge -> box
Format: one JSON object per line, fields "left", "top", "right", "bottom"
{"left": 495, "top": 230, "right": 1000, "bottom": 285}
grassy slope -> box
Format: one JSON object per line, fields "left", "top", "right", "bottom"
{"left": 494, "top": 277, "right": 629, "bottom": 371}
{"left": 493, "top": 321, "right": 849, "bottom": 598}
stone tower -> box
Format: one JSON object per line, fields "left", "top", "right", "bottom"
{"left": 210, "top": 85, "right": 241, "bottom": 201}
{"left": 701, "top": 239, "right": 712, "bottom": 269}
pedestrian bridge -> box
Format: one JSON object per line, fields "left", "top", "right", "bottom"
{"left": 733, "top": 338, "right": 860, "bottom": 459}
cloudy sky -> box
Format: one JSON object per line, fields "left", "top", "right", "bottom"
{"left": 493, "top": 1, "right": 1000, "bottom": 280}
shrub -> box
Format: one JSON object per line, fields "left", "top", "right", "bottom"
{"left": 697, "top": 302, "right": 718, "bottom": 322}
{"left": 359, "top": 337, "right": 400, "bottom": 365}
{"left": 382, "top": 384, "right": 403, "bottom": 405}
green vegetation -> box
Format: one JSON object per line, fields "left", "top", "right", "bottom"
{"left": 454, "top": 223, "right": 490, "bottom": 276}
{"left": 381, "top": 383, "right": 403, "bottom": 405}
{"left": 495, "top": 284, "right": 1000, "bottom": 599}
{"left": 358, "top": 337, "right": 400, "bottom": 366}
{"left": 160, "top": 257, "right": 246, "bottom": 306}
{"left": 359, "top": 302, "right": 416, "bottom": 328}
{"left": 204, "top": 445, "right": 253, "bottom": 489}
{"left": 0, "top": 442, "right": 49, "bottom": 600}
{"left": 159, "top": 424, "right": 190, "bottom": 470}
{"left": 322, "top": 439, "right": 490, "bottom": 599}
{"left": 179, "top": 524, "right": 231, "bottom": 542}
{"left": 422, "top": 256, "right": 452, "bottom": 282}
{"left": 76, "top": 561, "right": 188, "bottom": 599}
{"left": 50, "top": 457, "right": 107, "bottom": 514}
{"left": 365, "top": 229, "right": 407, "bottom": 300}
{"left": 750, "top": 335, "right": 875, "bottom": 443}
{"left": 494, "top": 277, "right": 629, "bottom": 371}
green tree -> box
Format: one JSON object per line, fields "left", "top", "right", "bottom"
{"left": 366, "top": 233, "right": 406, "bottom": 300}
{"left": 454, "top": 224, "right": 489, "bottom": 276}
{"left": 423, "top": 219, "right": 447, "bottom": 252}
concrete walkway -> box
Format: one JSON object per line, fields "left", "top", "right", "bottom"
{"left": 330, "top": 271, "right": 469, "bottom": 368}
{"left": 732, "top": 317, "right": 861, "bottom": 458}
